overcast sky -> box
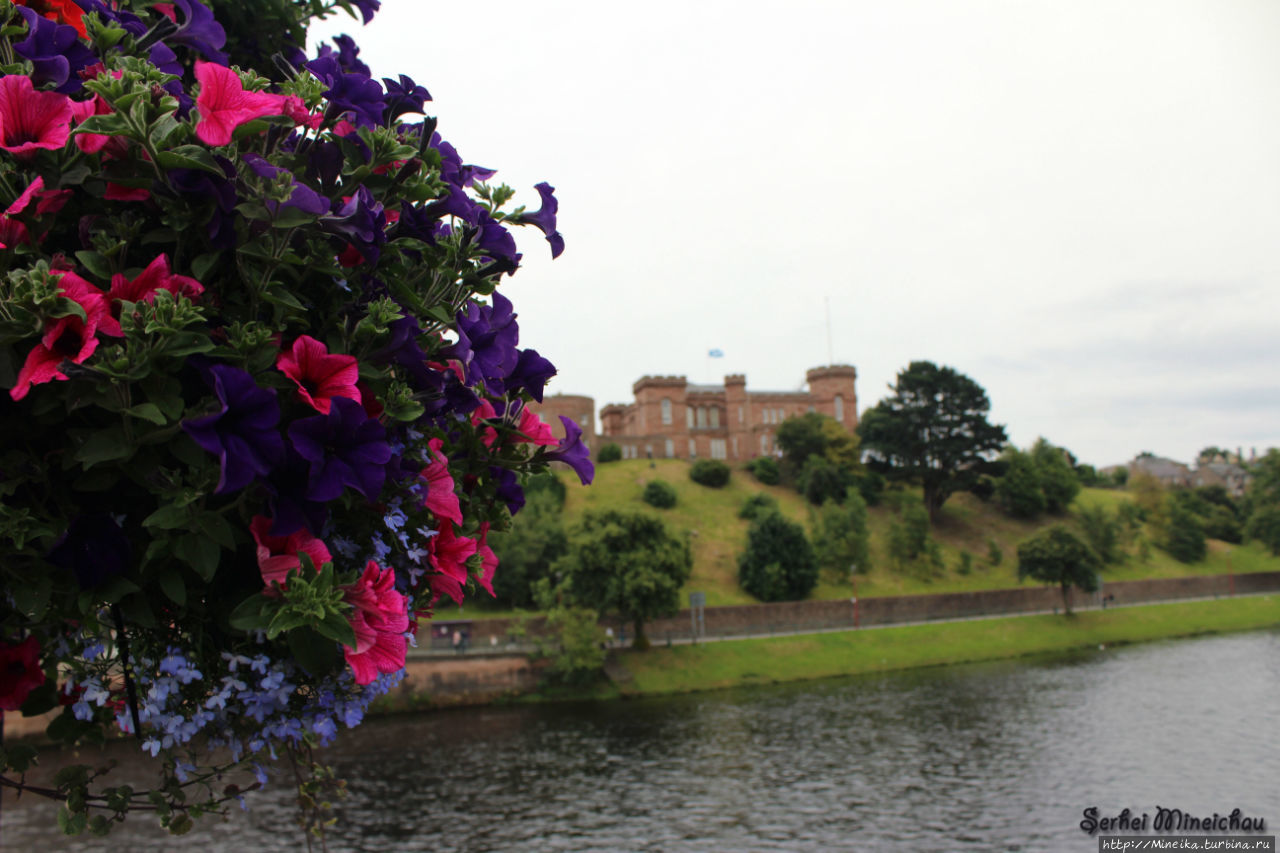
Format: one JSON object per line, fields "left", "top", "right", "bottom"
{"left": 314, "top": 0, "right": 1280, "bottom": 468}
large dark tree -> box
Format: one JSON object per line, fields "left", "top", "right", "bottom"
{"left": 858, "top": 361, "right": 1007, "bottom": 522}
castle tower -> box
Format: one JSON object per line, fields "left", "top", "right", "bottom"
{"left": 724, "top": 374, "right": 747, "bottom": 460}
{"left": 805, "top": 365, "right": 858, "bottom": 432}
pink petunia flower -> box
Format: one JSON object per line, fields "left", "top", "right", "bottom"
{"left": 470, "top": 399, "right": 499, "bottom": 447}
{"left": 419, "top": 437, "right": 462, "bottom": 526}
{"left": 515, "top": 406, "right": 558, "bottom": 446}
{"left": 342, "top": 560, "right": 409, "bottom": 685}
{"left": 10, "top": 272, "right": 115, "bottom": 401}
{"left": 281, "top": 95, "right": 322, "bottom": 130}
{"left": 104, "top": 183, "right": 150, "bottom": 202}
{"left": 249, "top": 515, "right": 332, "bottom": 589}
{"left": 193, "top": 61, "right": 287, "bottom": 147}
{"left": 426, "top": 523, "right": 478, "bottom": 605}
{"left": 0, "top": 176, "right": 67, "bottom": 249}
{"left": 0, "top": 75, "right": 73, "bottom": 156}
{"left": 275, "top": 335, "right": 361, "bottom": 414}
{"left": 107, "top": 254, "right": 204, "bottom": 314}
{"left": 0, "top": 636, "right": 45, "bottom": 711}
{"left": 476, "top": 522, "right": 498, "bottom": 597}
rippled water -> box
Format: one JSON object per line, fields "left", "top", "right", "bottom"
{"left": 5, "top": 630, "right": 1279, "bottom": 851}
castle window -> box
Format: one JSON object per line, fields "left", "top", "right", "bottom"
{"left": 688, "top": 438, "right": 697, "bottom": 458}
{"left": 665, "top": 438, "right": 674, "bottom": 458}
{"left": 731, "top": 437, "right": 738, "bottom": 458}
{"left": 760, "top": 434, "right": 768, "bottom": 454}
{"left": 697, "top": 407, "right": 708, "bottom": 428}
{"left": 710, "top": 407, "right": 720, "bottom": 428}
{"left": 834, "top": 394, "right": 844, "bottom": 422}
{"left": 687, "top": 406, "right": 694, "bottom": 428}
{"left": 711, "top": 439, "right": 726, "bottom": 460}
{"left": 738, "top": 406, "right": 744, "bottom": 424}
{"left": 661, "top": 398, "right": 672, "bottom": 425}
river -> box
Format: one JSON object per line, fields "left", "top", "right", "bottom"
{"left": 4, "top": 629, "right": 1278, "bottom": 851}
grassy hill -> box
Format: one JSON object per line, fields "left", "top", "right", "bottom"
{"left": 436, "top": 458, "right": 1279, "bottom": 617}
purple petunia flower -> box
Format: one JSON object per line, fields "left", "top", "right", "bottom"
{"left": 474, "top": 211, "right": 521, "bottom": 274}
{"left": 491, "top": 466, "right": 525, "bottom": 516}
{"left": 48, "top": 513, "right": 131, "bottom": 589}
{"left": 263, "top": 446, "right": 329, "bottom": 537}
{"left": 308, "top": 55, "right": 387, "bottom": 129}
{"left": 166, "top": 0, "right": 229, "bottom": 64}
{"left": 430, "top": 133, "right": 495, "bottom": 188}
{"left": 328, "top": 35, "right": 370, "bottom": 77}
{"left": 506, "top": 348, "right": 557, "bottom": 403}
{"left": 544, "top": 416, "right": 594, "bottom": 485}
{"left": 423, "top": 184, "right": 481, "bottom": 227}
{"left": 515, "top": 182, "right": 565, "bottom": 259}
{"left": 242, "top": 153, "right": 329, "bottom": 217}
{"left": 166, "top": 155, "right": 239, "bottom": 249}
{"left": 77, "top": 1, "right": 148, "bottom": 37}
{"left": 13, "top": 8, "right": 98, "bottom": 95}
{"left": 350, "top": 0, "right": 381, "bottom": 24}
{"left": 452, "top": 292, "right": 520, "bottom": 391}
{"left": 382, "top": 74, "right": 431, "bottom": 122}
{"left": 182, "top": 365, "right": 284, "bottom": 494}
{"left": 322, "top": 185, "right": 386, "bottom": 262}
{"left": 287, "top": 396, "right": 393, "bottom": 502}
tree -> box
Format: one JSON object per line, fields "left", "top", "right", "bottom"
{"left": 1162, "top": 494, "right": 1207, "bottom": 563}
{"left": 738, "top": 512, "right": 819, "bottom": 601}
{"left": 1016, "top": 526, "right": 1101, "bottom": 614}
{"left": 799, "top": 455, "right": 851, "bottom": 505}
{"left": 812, "top": 494, "right": 871, "bottom": 578}
{"left": 490, "top": 490, "right": 569, "bottom": 608}
{"left": 886, "top": 493, "right": 941, "bottom": 576}
{"left": 858, "top": 361, "right": 1007, "bottom": 522}
{"left": 777, "top": 411, "right": 862, "bottom": 483}
{"left": 995, "top": 448, "right": 1047, "bottom": 518}
{"left": 1246, "top": 505, "right": 1280, "bottom": 555}
{"left": 1030, "top": 438, "right": 1081, "bottom": 512}
{"left": 558, "top": 510, "right": 692, "bottom": 650}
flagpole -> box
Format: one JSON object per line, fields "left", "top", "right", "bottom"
{"left": 825, "top": 295, "right": 833, "bottom": 366}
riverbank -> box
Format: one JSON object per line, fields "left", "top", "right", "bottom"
{"left": 522, "top": 595, "right": 1279, "bottom": 703}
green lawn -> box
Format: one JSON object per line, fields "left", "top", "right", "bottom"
{"left": 610, "top": 596, "right": 1280, "bottom": 697}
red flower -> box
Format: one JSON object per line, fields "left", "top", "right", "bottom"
{"left": 276, "top": 335, "right": 361, "bottom": 414}
{"left": 0, "top": 176, "right": 68, "bottom": 249}
{"left": 470, "top": 399, "right": 498, "bottom": 447}
{"left": 476, "top": 522, "right": 498, "bottom": 596}
{"left": 14, "top": 0, "right": 87, "bottom": 38}
{"left": 11, "top": 271, "right": 116, "bottom": 401}
{"left": 249, "top": 515, "right": 332, "bottom": 589}
{"left": 342, "top": 561, "right": 409, "bottom": 685}
{"left": 104, "top": 183, "right": 150, "bottom": 202}
{"left": 419, "top": 437, "right": 462, "bottom": 526}
{"left": 0, "top": 75, "right": 72, "bottom": 156}
{"left": 0, "top": 636, "right": 45, "bottom": 712}
{"left": 515, "top": 406, "right": 558, "bottom": 446}
{"left": 108, "top": 254, "right": 204, "bottom": 315}
{"left": 425, "top": 523, "right": 477, "bottom": 605}
{"left": 193, "top": 61, "right": 287, "bottom": 147}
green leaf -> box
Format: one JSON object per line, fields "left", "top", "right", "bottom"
{"left": 72, "top": 113, "right": 129, "bottom": 138}
{"left": 261, "top": 287, "right": 307, "bottom": 312}
{"left": 155, "top": 145, "right": 222, "bottom": 176}
{"left": 96, "top": 575, "right": 140, "bottom": 604}
{"left": 10, "top": 575, "right": 51, "bottom": 620}
{"left": 287, "top": 627, "right": 342, "bottom": 674}
{"left": 76, "top": 249, "right": 115, "bottom": 279}
{"left": 228, "top": 593, "right": 272, "bottom": 631}
{"left": 190, "top": 252, "right": 220, "bottom": 282}
{"left": 118, "top": 592, "right": 156, "bottom": 628}
{"left": 195, "top": 512, "right": 235, "bottom": 550}
{"left": 173, "top": 533, "right": 218, "bottom": 581}
{"left": 270, "top": 205, "right": 320, "bottom": 228}
{"left": 167, "top": 813, "right": 194, "bottom": 836}
{"left": 124, "top": 403, "right": 167, "bottom": 425}
{"left": 73, "top": 426, "right": 133, "bottom": 468}
{"left": 57, "top": 805, "right": 88, "bottom": 836}
{"left": 19, "top": 680, "right": 58, "bottom": 716}
{"left": 142, "top": 504, "right": 190, "bottom": 530}
{"left": 314, "top": 611, "right": 357, "bottom": 648}
{"left": 158, "top": 569, "right": 186, "bottom": 606}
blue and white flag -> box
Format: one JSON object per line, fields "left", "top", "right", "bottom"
{"left": 708, "top": 348, "right": 725, "bottom": 358}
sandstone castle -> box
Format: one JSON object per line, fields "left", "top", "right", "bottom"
{"left": 531, "top": 365, "right": 857, "bottom": 462}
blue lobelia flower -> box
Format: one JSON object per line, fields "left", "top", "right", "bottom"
{"left": 182, "top": 365, "right": 284, "bottom": 494}
{"left": 544, "top": 416, "right": 595, "bottom": 485}
{"left": 287, "top": 396, "right": 393, "bottom": 502}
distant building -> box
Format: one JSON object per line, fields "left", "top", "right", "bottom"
{"left": 1192, "top": 462, "right": 1251, "bottom": 498}
{"left": 588, "top": 365, "right": 858, "bottom": 462}
{"left": 1128, "top": 454, "right": 1191, "bottom": 488}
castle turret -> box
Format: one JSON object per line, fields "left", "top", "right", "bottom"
{"left": 805, "top": 365, "right": 858, "bottom": 431}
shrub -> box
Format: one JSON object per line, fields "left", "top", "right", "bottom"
{"left": 852, "top": 470, "right": 885, "bottom": 506}
{"left": 739, "top": 493, "right": 780, "bottom": 521}
{"left": 642, "top": 479, "right": 678, "bottom": 509}
{"left": 969, "top": 475, "right": 996, "bottom": 502}
{"left": 490, "top": 490, "right": 569, "bottom": 609}
{"left": 525, "top": 471, "right": 567, "bottom": 509}
{"left": 690, "top": 459, "right": 731, "bottom": 488}
{"left": 996, "top": 449, "right": 1047, "bottom": 518}
{"left": 812, "top": 495, "right": 871, "bottom": 578}
{"left": 739, "top": 513, "right": 818, "bottom": 601}
{"left": 1162, "top": 497, "right": 1207, "bottom": 563}
{"left": 597, "top": 443, "right": 623, "bottom": 463}
{"left": 1076, "top": 504, "right": 1121, "bottom": 565}
{"left": 956, "top": 551, "right": 973, "bottom": 575}
{"left": 748, "top": 456, "right": 780, "bottom": 485}
{"left": 887, "top": 494, "right": 940, "bottom": 577}
{"left": 987, "top": 537, "right": 1003, "bottom": 567}
{"left": 1016, "top": 525, "right": 1101, "bottom": 613}
{"left": 1246, "top": 505, "right": 1280, "bottom": 555}
{"left": 799, "top": 455, "right": 850, "bottom": 506}
{"left": 1031, "top": 438, "right": 1081, "bottom": 513}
